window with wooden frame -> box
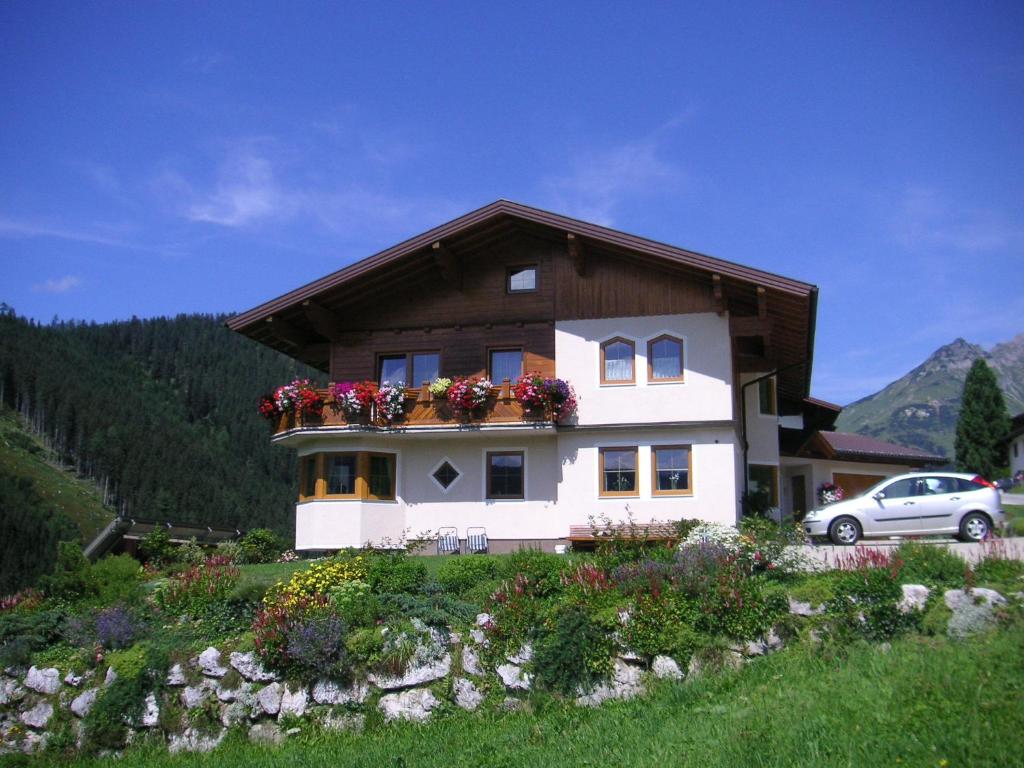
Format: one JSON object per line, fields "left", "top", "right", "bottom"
{"left": 324, "top": 453, "right": 359, "bottom": 497}
{"left": 600, "top": 338, "right": 635, "bottom": 385}
{"left": 758, "top": 377, "right": 777, "bottom": 416}
{"left": 486, "top": 451, "right": 524, "bottom": 500}
{"left": 299, "top": 454, "right": 320, "bottom": 501}
{"left": 651, "top": 445, "right": 692, "bottom": 495}
{"left": 599, "top": 447, "right": 639, "bottom": 497}
{"left": 366, "top": 453, "right": 397, "bottom": 500}
{"left": 647, "top": 335, "right": 684, "bottom": 382}
{"left": 377, "top": 352, "right": 441, "bottom": 387}
{"left": 506, "top": 265, "right": 537, "bottom": 293}
{"left": 296, "top": 451, "right": 397, "bottom": 502}
{"left": 748, "top": 464, "right": 779, "bottom": 507}
{"left": 489, "top": 348, "right": 523, "bottom": 383}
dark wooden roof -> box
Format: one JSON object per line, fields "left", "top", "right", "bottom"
{"left": 1010, "top": 412, "right": 1024, "bottom": 440}
{"left": 227, "top": 199, "right": 818, "bottom": 399}
{"left": 790, "top": 430, "right": 946, "bottom": 466}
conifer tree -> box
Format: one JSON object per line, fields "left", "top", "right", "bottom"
{"left": 955, "top": 359, "right": 1011, "bottom": 479}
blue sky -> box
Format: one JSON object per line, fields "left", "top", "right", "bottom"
{"left": 2, "top": 1, "right": 1022, "bottom": 405}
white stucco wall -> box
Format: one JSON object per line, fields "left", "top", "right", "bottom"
{"left": 557, "top": 427, "right": 739, "bottom": 527}
{"left": 554, "top": 313, "right": 733, "bottom": 426}
{"left": 779, "top": 456, "right": 919, "bottom": 516}
{"left": 292, "top": 425, "right": 739, "bottom": 548}
{"left": 741, "top": 372, "right": 780, "bottom": 467}
{"left": 1011, "top": 434, "right": 1024, "bottom": 477}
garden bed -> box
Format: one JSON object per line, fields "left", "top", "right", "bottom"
{"left": 1, "top": 521, "right": 1022, "bottom": 762}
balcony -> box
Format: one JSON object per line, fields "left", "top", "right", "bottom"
{"left": 273, "top": 379, "right": 555, "bottom": 436}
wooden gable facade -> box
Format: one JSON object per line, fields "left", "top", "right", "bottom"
{"left": 227, "top": 200, "right": 818, "bottom": 411}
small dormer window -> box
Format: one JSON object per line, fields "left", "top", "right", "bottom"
{"left": 507, "top": 266, "right": 537, "bottom": 293}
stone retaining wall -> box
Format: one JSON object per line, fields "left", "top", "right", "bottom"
{"left": 0, "top": 586, "right": 1010, "bottom": 757}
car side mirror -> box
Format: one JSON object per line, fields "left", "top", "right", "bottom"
{"left": 872, "top": 492, "right": 885, "bottom": 501}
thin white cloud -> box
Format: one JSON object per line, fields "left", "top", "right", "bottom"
{"left": 892, "top": 186, "right": 1023, "bottom": 253}
{"left": 162, "top": 136, "right": 463, "bottom": 240}
{"left": 0, "top": 217, "right": 133, "bottom": 249}
{"left": 33, "top": 275, "right": 81, "bottom": 294}
{"left": 184, "top": 152, "right": 296, "bottom": 227}
{"left": 540, "top": 115, "right": 692, "bottom": 225}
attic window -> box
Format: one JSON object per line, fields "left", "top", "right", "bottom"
{"left": 507, "top": 266, "right": 537, "bottom": 293}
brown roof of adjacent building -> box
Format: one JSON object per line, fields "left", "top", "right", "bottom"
{"left": 813, "top": 431, "right": 947, "bottom": 465}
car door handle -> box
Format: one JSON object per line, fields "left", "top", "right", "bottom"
{"left": 903, "top": 501, "right": 915, "bottom": 505}
{"left": 950, "top": 496, "right": 960, "bottom": 501}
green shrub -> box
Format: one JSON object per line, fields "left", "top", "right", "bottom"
{"left": 92, "top": 554, "right": 144, "bottom": 605}
{"left": 0, "top": 606, "right": 66, "bottom": 667}
{"left": 345, "top": 626, "right": 385, "bottom": 666}
{"left": 437, "top": 555, "right": 501, "bottom": 594}
{"left": 696, "top": 576, "right": 788, "bottom": 640}
{"left": 621, "top": 593, "right": 700, "bottom": 662}
{"left": 896, "top": 542, "right": 967, "bottom": 588}
{"left": 83, "top": 643, "right": 168, "bottom": 752}
{"left": 786, "top": 574, "right": 839, "bottom": 607}
{"left": 139, "top": 528, "right": 176, "bottom": 567}
{"left": 827, "top": 568, "right": 918, "bottom": 641}
{"left": 154, "top": 557, "right": 241, "bottom": 618}
{"left": 366, "top": 554, "right": 428, "bottom": 595}
{"left": 484, "top": 574, "right": 551, "bottom": 657}
{"left": 178, "top": 537, "right": 208, "bottom": 566}
{"left": 38, "top": 541, "right": 96, "bottom": 600}
{"left": 499, "top": 548, "right": 566, "bottom": 597}
{"left": 328, "top": 579, "right": 380, "bottom": 627}
{"left": 238, "top": 529, "right": 283, "bottom": 565}
{"left": 533, "top": 604, "right": 614, "bottom": 695}
{"left": 973, "top": 555, "right": 1024, "bottom": 585}
{"left": 377, "top": 589, "right": 476, "bottom": 628}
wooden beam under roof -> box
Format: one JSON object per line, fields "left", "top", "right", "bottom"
{"left": 431, "top": 241, "right": 462, "bottom": 290}
{"left": 712, "top": 274, "right": 725, "bottom": 316}
{"left": 264, "top": 315, "right": 311, "bottom": 348}
{"left": 567, "top": 232, "right": 585, "bottom": 276}
{"left": 302, "top": 300, "right": 346, "bottom": 341}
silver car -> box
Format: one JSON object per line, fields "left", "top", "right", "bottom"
{"left": 803, "top": 472, "right": 1005, "bottom": 545}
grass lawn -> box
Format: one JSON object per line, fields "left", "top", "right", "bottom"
{"left": 1003, "top": 504, "right": 1024, "bottom": 536}
{"left": 54, "top": 623, "right": 1024, "bottom": 768}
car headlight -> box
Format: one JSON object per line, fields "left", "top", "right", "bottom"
{"left": 804, "top": 510, "right": 819, "bottom": 520}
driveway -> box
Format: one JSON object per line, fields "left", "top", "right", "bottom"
{"left": 799, "top": 536, "right": 1024, "bottom": 567}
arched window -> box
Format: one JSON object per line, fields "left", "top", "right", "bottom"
{"left": 647, "top": 335, "right": 684, "bottom": 382}
{"left": 600, "top": 337, "right": 635, "bottom": 384}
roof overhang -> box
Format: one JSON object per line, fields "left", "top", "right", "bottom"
{"left": 227, "top": 199, "right": 819, "bottom": 399}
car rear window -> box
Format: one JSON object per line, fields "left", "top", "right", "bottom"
{"left": 955, "top": 478, "right": 988, "bottom": 492}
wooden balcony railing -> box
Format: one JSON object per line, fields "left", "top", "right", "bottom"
{"left": 274, "top": 379, "right": 552, "bottom": 434}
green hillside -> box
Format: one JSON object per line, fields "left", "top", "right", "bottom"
{"left": 0, "top": 312, "right": 322, "bottom": 591}
{"left": 0, "top": 406, "right": 113, "bottom": 541}
{"left": 836, "top": 334, "right": 1024, "bottom": 459}
{"left": 0, "top": 406, "right": 115, "bottom": 593}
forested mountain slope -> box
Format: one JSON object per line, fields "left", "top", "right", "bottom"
{"left": 0, "top": 312, "right": 320, "bottom": 553}
{"left": 0, "top": 406, "right": 114, "bottom": 593}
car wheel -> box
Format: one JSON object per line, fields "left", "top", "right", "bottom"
{"left": 958, "top": 512, "right": 990, "bottom": 542}
{"left": 828, "top": 516, "right": 861, "bottom": 546}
